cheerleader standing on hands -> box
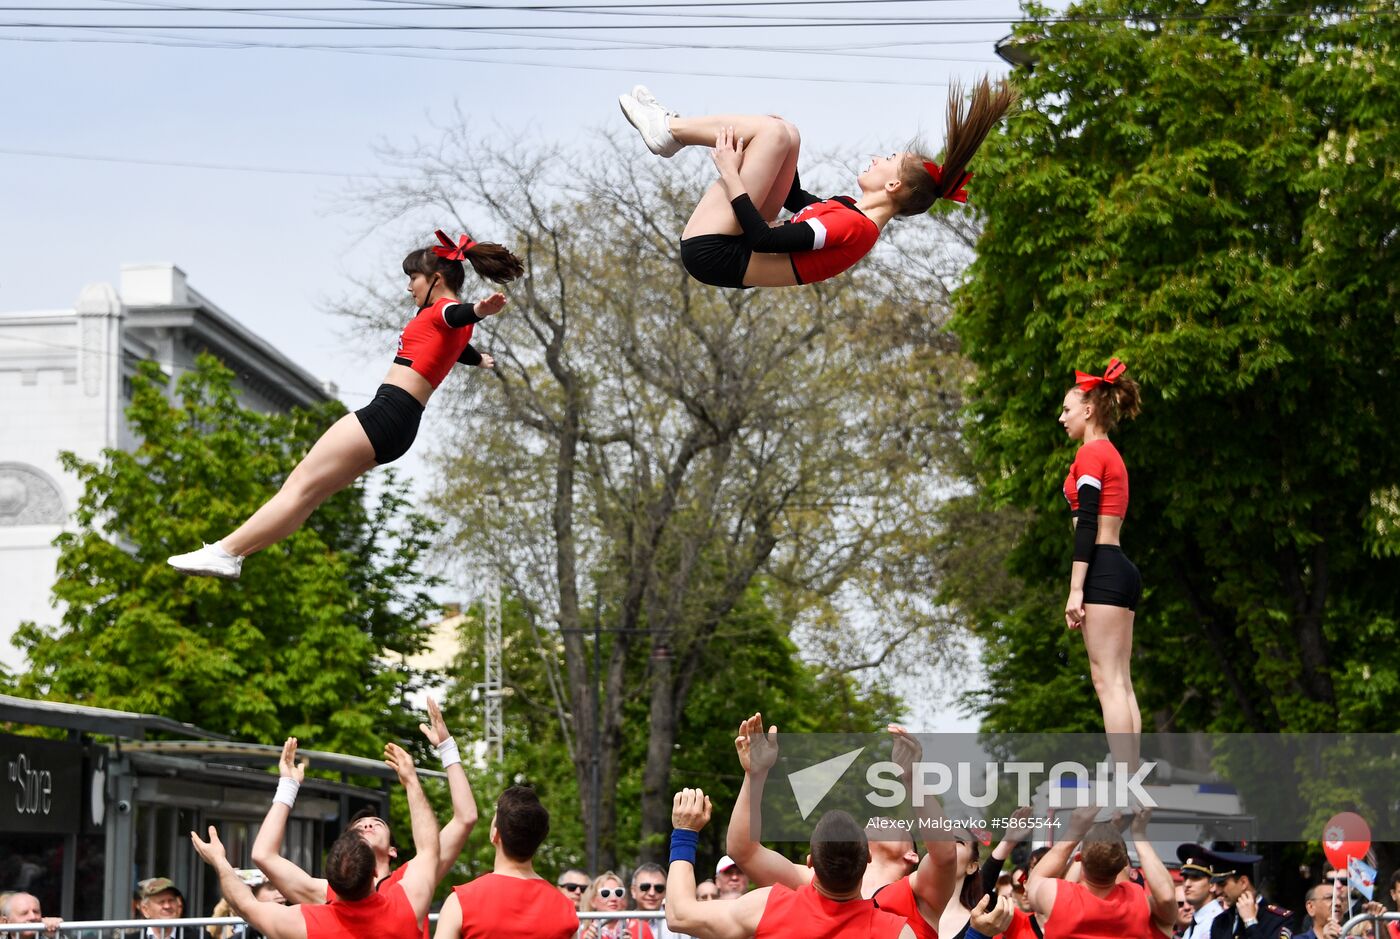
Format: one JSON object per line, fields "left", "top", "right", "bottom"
{"left": 1060, "top": 359, "right": 1144, "bottom": 775}
{"left": 617, "top": 79, "right": 1015, "bottom": 289}
{"left": 168, "top": 231, "right": 523, "bottom": 580}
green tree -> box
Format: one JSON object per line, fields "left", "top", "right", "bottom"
{"left": 952, "top": 0, "right": 1400, "bottom": 734}
{"left": 10, "top": 355, "right": 441, "bottom": 754}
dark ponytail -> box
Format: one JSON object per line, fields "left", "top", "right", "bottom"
{"left": 895, "top": 77, "right": 1019, "bottom": 217}
{"left": 401, "top": 231, "right": 524, "bottom": 292}
{"left": 1083, "top": 373, "right": 1142, "bottom": 433}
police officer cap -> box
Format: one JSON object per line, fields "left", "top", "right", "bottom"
{"left": 1201, "top": 847, "right": 1262, "bottom": 881}
{"left": 1176, "top": 843, "right": 1216, "bottom": 878}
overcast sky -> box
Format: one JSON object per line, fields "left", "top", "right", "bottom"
{"left": 0, "top": 0, "right": 1059, "bottom": 731}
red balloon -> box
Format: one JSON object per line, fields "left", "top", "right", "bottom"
{"left": 1322, "top": 812, "right": 1371, "bottom": 870}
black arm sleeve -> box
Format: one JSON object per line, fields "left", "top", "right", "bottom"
{"left": 784, "top": 170, "right": 822, "bottom": 213}
{"left": 978, "top": 853, "right": 1004, "bottom": 902}
{"left": 456, "top": 344, "right": 483, "bottom": 367}
{"left": 443, "top": 302, "right": 484, "bottom": 329}
{"left": 1073, "top": 483, "right": 1101, "bottom": 563}
{"left": 730, "top": 194, "right": 817, "bottom": 254}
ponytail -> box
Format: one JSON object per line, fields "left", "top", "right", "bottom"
{"left": 402, "top": 229, "right": 524, "bottom": 293}
{"left": 895, "top": 77, "right": 1019, "bottom": 217}
{"left": 1075, "top": 358, "right": 1141, "bottom": 433}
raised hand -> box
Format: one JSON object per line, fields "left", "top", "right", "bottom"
{"left": 1129, "top": 806, "right": 1153, "bottom": 838}
{"left": 1003, "top": 805, "right": 1035, "bottom": 845}
{"left": 278, "top": 737, "right": 306, "bottom": 783}
{"left": 476, "top": 352, "right": 495, "bottom": 369}
{"left": 384, "top": 741, "right": 420, "bottom": 787}
{"left": 672, "top": 788, "right": 713, "bottom": 832}
{"left": 888, "top": 724, "right": 923, "bottom": 777}
{"left": 419, "top": 696, "right": 451, "bottom": 747}
{"left": 474, "top": 293, "right": 507, "bottom": 317}
{"left": 1235, "top": 887, "right": 1258, "bottom": 922}
{"left": 191, "top": 825, "right": 230, "bottom": 867}
{"left": 735, "top": 713, "right": 779, "bottom": 775}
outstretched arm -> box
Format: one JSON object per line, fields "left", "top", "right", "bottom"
{"left": 193, "top": 826, "right": 307, "bottom": 939}
{"left": 668, "top": 788, "right": 772, "bottom": 939}
{"left": 889, "top": 726, "right": 957, "bottom": 918}
{"left": 725, "top": 713, "right": 811, "bottom": 890}
{"left": 419, "top": 697, "right": 479, "bottom": 883}
{"left": 385, "top": 742, "right": 442, "bottom": 918}
{"left": 1130, "top": 811, "right": 1176, "bottom": 937}
{"left": 250, "top": 738, "right": 330, "bottom": 905}
{"left": 442, "top": 292, "right": 505, "bottom": 328}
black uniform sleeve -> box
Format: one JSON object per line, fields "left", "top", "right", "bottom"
{"left": 784, "top": 170, "right": 822, "bottom": 213}
{"left": 730, "top": 194, "right": 817, "bottom": 254}
{"left": 456, "top": 344, "right": 483, "bottom": 367}
{"left": 443, "top": 302, "right": 484, "bottom": 329}
{"left": 1073, "top": 482, "right": 1101, "bottom": 563}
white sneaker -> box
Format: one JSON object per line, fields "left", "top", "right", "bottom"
{"left": 618, "top": 88, "right": 681, "bottom": 158}
{"left": 167, "top": 543, "right": 243, "bottom": 580}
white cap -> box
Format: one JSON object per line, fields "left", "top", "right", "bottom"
{"left": 716, "top": 855, "right": 740, "bottom": 876}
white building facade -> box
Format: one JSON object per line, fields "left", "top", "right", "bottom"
{"left": 0, "top": 263, "right": 335, "bottom": 672}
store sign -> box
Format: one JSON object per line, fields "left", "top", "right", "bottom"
{"left": 0, "top": 733, "right": 82, "bottom": 834}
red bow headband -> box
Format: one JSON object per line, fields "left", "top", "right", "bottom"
{"left": 1074, "top": 358, "right": 1126, "bottom": 392}
{"left": 432, "top": 229, "right": 477, "bottom": 261}
{"left": 922, "top": 161, "right": 972, "bottom": 204}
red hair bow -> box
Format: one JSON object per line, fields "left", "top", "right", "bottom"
{"left": 1074, "top": 357, "right": 1126, "bottom": 392}
{"left": 922, "top": 161, "right": 972, "bottom": 204}
{"left": 432, "top": 229, "right": 477, "bottom": 261}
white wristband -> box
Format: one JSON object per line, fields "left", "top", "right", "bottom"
{"left": 436, "top": 737, "right": 461, "bottom": 769}
{"left": 274, "top": 777, "right": 300, "bottom": 808}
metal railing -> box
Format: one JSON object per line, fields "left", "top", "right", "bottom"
{"left": 1341, "top": 910, "right": 1400, "bottom": 937}
{"left": 0, "top": 911, "right": 667, "bottom": 936}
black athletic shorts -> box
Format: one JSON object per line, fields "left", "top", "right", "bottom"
{"left": 354, "top": 383, "right": 424, "bottom": 465}
{"left": 679, "top": 234, "right": 753, "bottom": 289}
{"left": 1083, "top": 545, "right": 1142, "bottom": 611}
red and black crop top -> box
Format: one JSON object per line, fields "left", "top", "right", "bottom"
{"left": 393, "top": 297, "right": 482, "bottom": 389}
{"left": 723, "top": 170, "right": 881, "bottom": 285}
{"left": 1063, "top": 438, "right": 1128, "bottom": 562}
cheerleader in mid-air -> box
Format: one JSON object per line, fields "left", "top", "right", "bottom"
{"left": 1059, "top": 359, "right": 1144, "bottom": 774}
{"left": 167, "top": 230, "right": 523, "bottom": 580}
{"left": 617, "top": 78, "right": 1015, "bottom": 289}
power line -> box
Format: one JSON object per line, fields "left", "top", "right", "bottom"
{"left": 0, "top": 146, "right": 420, "bottom": 179}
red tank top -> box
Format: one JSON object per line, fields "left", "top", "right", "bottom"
{"left": 871, "top": 875, "right": 936, "bottom": 939}
{"left": 787, "top": 198, "right": 880, "bottom": 284}
{"left": 395, "top": 296, "right": 475, "bottom": 389}
{"left": 754, "top": 883, "right": 907, "bottom": 939}
{"left": 1062, "top": 439, "right": 1129, "bottom": 517}
{"left": 452, "top": 873, "right": 579, "bottom": 939}
{"left": 1042, "top": 881, "right": 1151, "bottom": 939}
{"left": 302, "top": 880, "right": 421, "bottom": 939}
{"left": 324, "top": 866, "right": 429, "bottom": 939}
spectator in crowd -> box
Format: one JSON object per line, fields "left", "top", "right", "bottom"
{"left": 627, "top": 864, "right": 667, "bottom": 939}
{"left": 558, "top": 870, "right": 592, "bottom": 909}
{"left": 1174, "top": 884, "right": 1195, "bottom": 938}
{"left": 0, "top": 890, "right": 63, "bottom": 935}
{"left": 1024, "top": 805, "right": 1177, "bottom": 939}
{"left": 1294, "top": 882, "right": 1343, "bottom": 939}
{"left": 191, "top": 742, "right": 441, "bottom": 939}
{"left": 433, "top": 786, "right": 578, "bottom": 939}
{"left": 1176, "top": 847, "right": 1223, "bottom": 939}
{"left": 210, "top": 877, "right": 287, "bottom": 939}
{"left": 253, "top": 698, "right": 477, "bottom": 909}
{"left": 579, "top": 871, "right": 629, "bottom": 939}
{"left": 694, "top": 883, "right": 718, "bottom": 902}
{"left": 713, "top": 858, "right": 747, "bottom": 900}
{"left": 666, "top": 789, "right": 969, "bottom": 939}
{"left": 138, "top": 878, "right": 198, "bottom": 939}
{"left": 1388, "top": 870, "right": 1400, "bottom": 939}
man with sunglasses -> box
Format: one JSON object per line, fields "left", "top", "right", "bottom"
{"left": 559, "top": 870, "right": 592, "bottom": 909}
